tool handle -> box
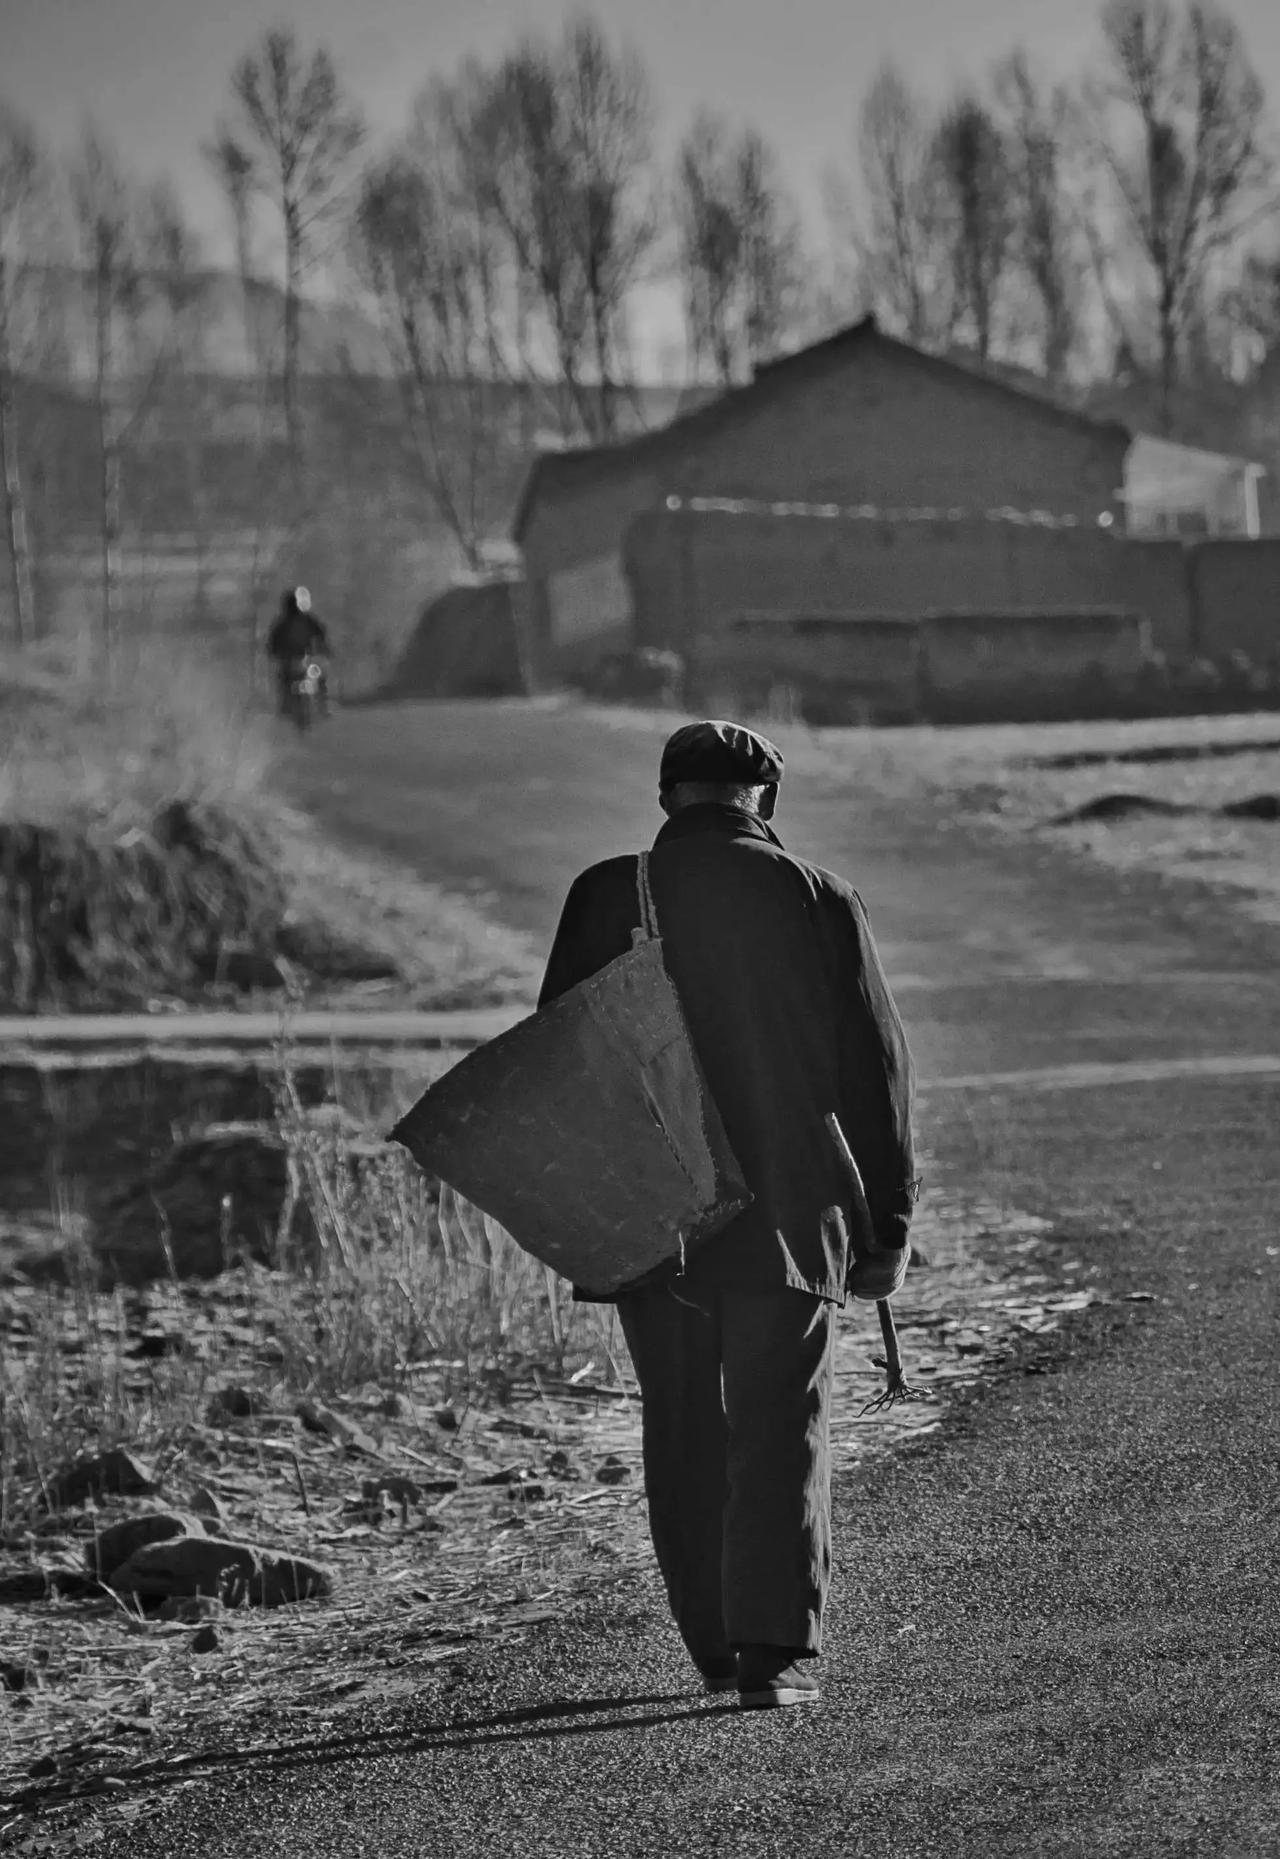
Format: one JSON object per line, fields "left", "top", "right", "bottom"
{"left": 826, "top": 1115, "right": 918, "bottom": 1410}
{"left": 824, "top": 1111, "right": 884, "bottom": 1259}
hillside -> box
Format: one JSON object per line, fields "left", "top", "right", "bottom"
{"left": 15, "top": 263, "right": 687, "bottom": 429}
{"left": 6, "top": 262, "right": 688, "bottom": 577}
{"left": 19, "top": 264, "right": 397, "bottom": 380}
{"left": 1, "top": 270, "right": 692, "bottom": 667}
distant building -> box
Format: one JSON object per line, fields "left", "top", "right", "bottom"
{"left": 504, "top": 316, "right": 1280, "bottom": 713}
{"left": 1122, "top": 435, "right": 1267, "bottom": 539}
{"left": 512, "top": 315, "right": 1132, "bottom": 679}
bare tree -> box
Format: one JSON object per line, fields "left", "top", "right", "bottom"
{"left": 143, "top": 179, "right": 216, "bottom": 608}
{"left": 1224, "top": 244, "right": 1280, "bottom": 367}
{"left": 558, "top": 18, "right": 656, "bottom": 437}
{"left": 677, "top": 111, "right": 802, "bottom": 383}
{"left": 467, "top": 20, "right": 655, "bottom": 442}
{"left": 222, "top": 27, "right": 365, "bottom": 457}
{"left": 144, "top": 180, "right": 205, "bottom": 357}
{"left": 0, "top": 101, "right": 44, "bottom": 644}
{"left": 679, "top": 113, "right": 740, "bottom": 384}
{"left": 994, "top": 53, "right": 1083, "bottom": 380}
{"left": 1087, "top": 0, "right": 1274, "bottom": 425}
{"left": 206, "top": 129, "right": 261, "bottom": 375}
{"left": 933, "top": 96, "right": 1013, "bottom": 361}
{"left": 842, "top": 63, "right": 953, "bottom": 345}
{"left": 67, "top": 132, "right": 201, "bottom": 669}
{"left": 466, "top": 47, "right": 586, "bottom": 437}
{"left": 68, "top": 127, "right": 140, "bottom": 671}
{"left": 353, "top": 91, "right": 508, "bottom": 570}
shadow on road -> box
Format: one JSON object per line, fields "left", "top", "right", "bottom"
{"left": 7, "top": 1691, "right": 739, "bottom": 1818}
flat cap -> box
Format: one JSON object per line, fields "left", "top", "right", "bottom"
{"left": 659, "top": 719, "right": 785, "bottom": 789}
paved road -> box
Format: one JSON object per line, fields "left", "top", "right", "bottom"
{"left": 77, "top": 706, "right": 1280, "bottom": 1854}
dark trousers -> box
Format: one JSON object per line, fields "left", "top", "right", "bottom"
{"left": 616, "top": 1284, "right": 836, "bottom": 1666}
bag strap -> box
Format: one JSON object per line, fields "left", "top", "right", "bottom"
{"left": 635, "top": 850, "right": 659, "bottom": 942}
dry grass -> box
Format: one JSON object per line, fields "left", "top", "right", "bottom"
{"left": 0, "top": 1067, "right": 639, "bottom": 1811}
{"left": 0, "top": 1144, "right": 1091, "bottom": 1831}
{"left": 0, "top": 638, "right": 271, "bottom": 830}
{"left": 0, "top": 1070, "right": 615, "bottom": 1536}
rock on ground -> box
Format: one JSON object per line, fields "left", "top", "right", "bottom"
{"left": 105, "top": 1534, "right": 333, "bottom": 1608}
{"left": 44, "top": 1449, "right": 158, "bottom": 1510}
{"left": 84, "top": 1511, "right": 205, "bottom": 1579}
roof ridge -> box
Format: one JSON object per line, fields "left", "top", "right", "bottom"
{"left": 511, "top": 320, "right": 1130, "bottom": 541}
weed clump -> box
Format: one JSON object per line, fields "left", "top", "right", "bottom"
{"left": 0, "top": 641, "right": 299, "bottom": 1009}
{"left": 0, "top": 798, "right": 288, "bottom": 1010}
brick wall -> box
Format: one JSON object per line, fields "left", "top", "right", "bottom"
{"left": 684, "top": 607, "right": 1149, "bottom": 724}
{"left": 519, "top": 461, "right": 663, "bottom": 586}
{"left": 919, "top": 611, "right": 1148, "bottom": 714}
{"left": 1116, "top": 540, "right": 1194, "bottom": 657}
{"left": 1187, "top": 540, "right": 1280, "bottom": 662}
{"left": 519, "top": 459, "right": 661, "bottom": 684}
{"left": 519, "top": 332, "right": 1131, "bottom": 681}
{"left": 688, "top": 615, "right": 923, "bottom": 720}
{"left": 626, "top": 507, "right": 1134, "bottom": 650}
{"left": 623, "top": 507, "right": 1280, "bottom": 677}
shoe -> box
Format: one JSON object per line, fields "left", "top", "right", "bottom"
{"left": 698, "top": 1655, "right": 739, "bottom": 1694}
{"left": 736, "top": 1644, "right": 820, "bottom": 1710}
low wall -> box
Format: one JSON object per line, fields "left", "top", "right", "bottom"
{"left": 688, "top": 614, "right": 922, "bottom": 723}
{"left": 561, "top": 506, "right": 1280, "bottom": 711}
{"left": 919, "top": 609, "right": 1149, "bottom": 721}
{"left": 388, "top": 582, "right": 525, "bottom": 697}
{"left": 546, "top": 552, "right": 631, "bottom": 650}
{"left": 1116, "top": 540, "right": 1193, "bottom": 657}
{"left": 1188, "top": 540, "right": 1280, "bottom": 663}
{"left": 687, "top": 607, "right": 1149, "bottom": 725}
{"left": 625, "top": 507, "right": 1132, "bottom": 650}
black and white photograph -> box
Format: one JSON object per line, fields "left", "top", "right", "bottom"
{"left": 2, "top": 0, "right": 1279, "bottom": 1851}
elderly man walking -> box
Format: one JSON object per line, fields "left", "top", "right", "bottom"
{"left": 538, "top": 720, "right": 917, "bottom": 1709}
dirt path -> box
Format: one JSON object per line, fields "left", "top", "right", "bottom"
{"left": 21, "top": 702, "right": 1280, "bottom": 1857}
{"left": 280, "top": 700, "right": 1280, "bottom": 1080}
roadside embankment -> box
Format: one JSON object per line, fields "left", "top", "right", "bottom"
{"left": 0, "top": 645, "right": 541, "bottom": 1014}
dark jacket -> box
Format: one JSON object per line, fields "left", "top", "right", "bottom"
{"left": 268, "top": 606, "right": 329, "bottom": 663}
{"left": 538, "top": 804, "right": 916, "bottom": 1304}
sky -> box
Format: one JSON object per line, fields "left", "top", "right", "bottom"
{"left": 8, "top": 0, "right": 1280, "bottom": 375}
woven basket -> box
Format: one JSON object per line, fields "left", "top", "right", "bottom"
{"left": 389, "top": 854, "right": 750, "bottom": 1295}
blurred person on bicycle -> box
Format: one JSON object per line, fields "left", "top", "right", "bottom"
{"left": 267, "top": 586, "right": 330, "bottom": 718}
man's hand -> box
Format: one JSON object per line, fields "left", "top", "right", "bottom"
{"left": 847, "top": 1239, "right": 910, "bottom": 1304}
{"left": 825, "top": 1113, "right": 912, "bottom": 1303}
